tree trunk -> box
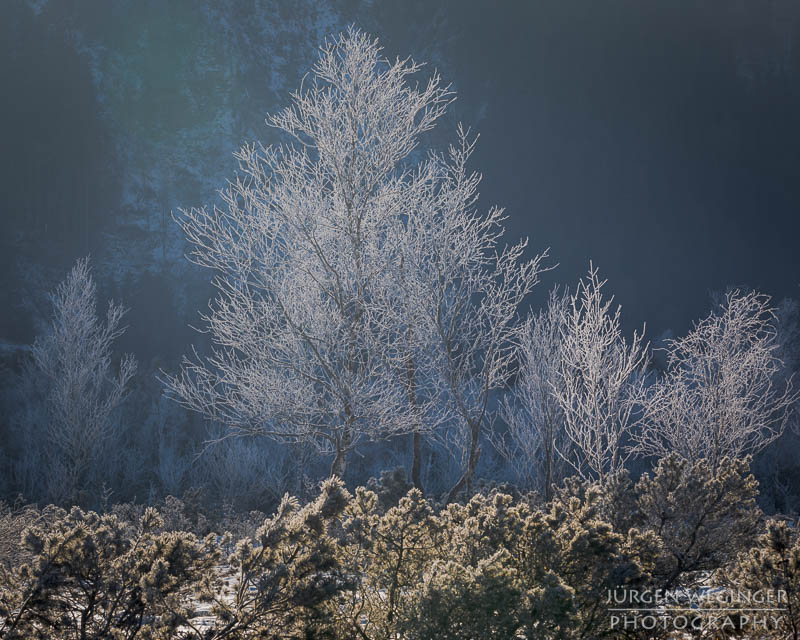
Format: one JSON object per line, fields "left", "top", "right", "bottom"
{"left": 445, "top": 421, "right": 481, "bottom": 503}
{"left": 330, "top": 447, "right": 347, "bottom": 479}
{"left": 404, "top": 331, "right": 424, "bottom": 491}
{"left": 330, "top": 429, "right": 352, "bottom": 479}
{"left": 544, "top": 443, "right": 553, "bottom": 501}
{"left": 411, "top": 431, "right": 422, "bottom": 490}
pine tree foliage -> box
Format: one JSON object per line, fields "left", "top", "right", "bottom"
{"left": 325, "top": 483, "right": 655, "bottom": 639}
{"left": 553, "top": 454, "right": 762, "bottom": 592}
{"left": 0, "top": 461, "right": 775, "bottom": 639}
{"left": 634, "top": 454, "right": 760, "bottom": 590}
{"left": 0, "top": 482, "right": 352, "bottom": 640}
{"left": 0, "top": 506, "right": 218, "bottom": 639}
{"left": 721, "top": 519, "right": 800, "bottom": 640}
{"left": 187, "top": 477, "right": 351, "bottom": 639}
{"left": 333, "top": 486, "right": 441, "bottom": 639}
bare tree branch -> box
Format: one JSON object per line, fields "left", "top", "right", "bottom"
{"left": 552, "top": 264, "right": 648, "bottom": 484}
{"left": 633, "top": 290, "right": 799, "bottom": 469}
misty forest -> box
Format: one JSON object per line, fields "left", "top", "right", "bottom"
{"left": 2, "top": 2, "right": 800, "bottom": 638}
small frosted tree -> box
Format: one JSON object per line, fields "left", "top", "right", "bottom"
{"left": 30, "top": 257, "right": 137, "bottom": 502}
{"left": 381, "top": 130, "right": 547, "bottom": 501}
{"left": 495, "top": 288, "right": 570, "bottom": 498}
{"left": 553, "top": 265, "right": 648, "bottom": 483}
{"left": 634, "top": 290, "right": 798, "bottom": 469}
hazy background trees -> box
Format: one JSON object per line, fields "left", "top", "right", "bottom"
{"left": 7, "top": 258, "right": 136, "bottom": 504}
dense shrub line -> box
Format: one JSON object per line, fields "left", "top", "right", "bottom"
{"left": 0, "top": 455, "right": 793, "bottom": 639}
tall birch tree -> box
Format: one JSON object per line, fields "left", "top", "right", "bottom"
{"left": 163, "top": 29, "right": 546, "bottom": 486}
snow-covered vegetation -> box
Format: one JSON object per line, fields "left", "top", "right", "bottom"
{"left": 0, "top": 457, "right": 784, "bottom": 639}
{"left": 2, "top": 9, "right": 800, "bottom": 638}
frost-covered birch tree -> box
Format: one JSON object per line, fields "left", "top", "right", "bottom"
{"left": 388, "top": 131, "right": 547, "bottom": 501}
{"left": 163, "top": 29, "right": 546, "bottom": 486}
{"left": 163, "top": 30, "right": 453, "bottom": 478}
{"left": 634, "top": 290, "right": 798, "bottom": 469}
{"left": 495, "top": 288, "right": 570, "bottom": 498}
{"left": 553, "top": 265, "right": 648, "bottom": 483}
{"left": 31, "top": 257, "right": 137, "bottom": 502}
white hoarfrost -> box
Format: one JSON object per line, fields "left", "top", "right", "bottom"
{"left": 163, "top": 29, "right": 546, "bottom": 488}
{"left": 387, "top": 130, "right": 548, "bottom": 500}
{"left": 552, "top": 265, "right": 648, "bottom": 483}
{"left": 634, "top": 290, "right": 798, "bottom": 469}
{"left": 31, "top": 257, "right": 137, "bottom": 500}
{"left": 496, "top": 288, "right": 571, "bottom": 498}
